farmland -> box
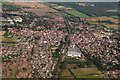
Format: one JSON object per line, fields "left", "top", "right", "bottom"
{"left": 86, "top": 16, "right": 118, "bottom": 30}
{"left": 61, "top": 68, "right": 102, "bottom": 78}
{"left": 10, "top": 2, "right": 58, "bottom": 16}
{"left": 70, "top": 68, "right": 102, "bottom": 78}
{"left": 65, "top": 9, "right": 89, "bottom": 17}
{"left": 61, "top": 69, "right": 72, "bottom": 78}
{"left": 2, "top": 35, "right": 18, "bottom": 46}
{"left": 11, "top": 2, "right": 47, "bottom": 8}
{"left": 60, "top": 57, "right": 102, "bottom": 79}
{"left": 0, "top": 31, "right": 6, "bottom": 36}
{"left": 106, "top": 9, "right": 119, "bottom": 13}
{"left": 47, "top": 3, "right": 89, "bottom": 17}
{"left": 2, "top": 2, "right": 119, "bottom": 79}
{"left": 110, "top": 16, "right": 119, "bottom": 19}
{"left": 53, "top": 2, "right": 118, "bottom": 17}
{"left": 23, "top": 8, "right": 57, "bottom": 16}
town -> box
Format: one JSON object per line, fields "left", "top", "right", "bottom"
{"left": 1, "top": 2, "right": 120, "bottom": 79}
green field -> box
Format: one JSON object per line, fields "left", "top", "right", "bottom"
{"left": 65, "top": 9, "right": 89, "bottom": 17}
{"left": 110, "top": 16, "right": 119, "bottom": 19}
{"left": 71, "top": 68, "right": 102, "bottom": 78}
{"left": 61, "top": 68, "right": 102, "bottom": 78}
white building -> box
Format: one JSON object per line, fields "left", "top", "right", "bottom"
{"left": 7, "top": 17, "right": 13, "bottom": 22}
{"left": 67, "top": 45, "right": 82, "bottom": 57}
{"left": 12, "top": 16, "right": 22, "bottom": 22}
{"left": 1, "top": 17, "right": 6, "bottom": 22}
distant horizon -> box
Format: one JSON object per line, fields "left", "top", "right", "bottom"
{"left": 1, "top": 0, "right": 119, "bottom": 2}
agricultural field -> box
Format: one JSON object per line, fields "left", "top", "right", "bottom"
{"left": 61, "top": 69, "right": 73, "bottom": 78}
{"left": 61, "top": 68, "right": 102, "bottom": 78}
{"left": 67, "top": 64, "right": 77, "bottom": 69}
{"left": 70, "top": 68, "right": 102, "bottom": 78}
{"left": 86, "top": 16, "right": 118, "bottom": 30}
{"left": 10, "top": 2, "right": 57, "bottom": 16}
{"left": 65, "top": 9, "right": 89, "bottom": 17}
{"left": 60, "top": 57, "right": 102, "bottom": 79}
{"left": 110, "top": 16, "right": 119, "bottom": 19}
{"left": 2, "top": 36, "right": 18, "bottom": 46}
{"left": 0, "top": 31, "right": 6, "bottom": 36}
{"left": 106, "top": 9, "right": 119, "bottom": 13}
{"left": 51, "top": 4, "right": 73, "bottom": 10}
{"left": 86, "top": 16, "right": 118, "bottom": 23}
{"left": 23, "top": 7, "right": 57, "bottom": 16}
{"left": 104, "top": 24, "right": 118, "bottom": 30}
{"left": 11, "top": 2, "right": 47, "bottom": 8}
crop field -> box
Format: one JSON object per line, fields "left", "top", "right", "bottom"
{"left": 67, "top": 64, "right": 77, "bottom": 69}
{"left": 110, "top": 16, "right": 119, "bottom": 19}
{"left": 2, "top": 36, "right": 18, "bottom": 46}
{"left": 106, "top": 9, "right": 119, "bottom": 12}
{"left": 104, "top": 24, "right": 118, "bottom": 29}
{"left": 2, "top": 36, "right": 18, "bottom": 42}
{"left": 23, "top": 8, "right": 57, "bottom": 16}
{"left": 65, "top": 10, "right": 89, "bottom": 17}
{"left": 61, "top": 68, "right": 102, "bottom": 78}
{"left": 61, "top": 69, "right": 72, "bottom": 78}
{"left": 86, "top": 16, "right": 118, "bottom": 24}
{"left": 0, "top": 31, "right": 6, "bottom": 36}
{"left": 71, "top": 68, "right": 102, "bottom": 78}
{"left": 11, "top": 2, "right": 47, "bottom": 8}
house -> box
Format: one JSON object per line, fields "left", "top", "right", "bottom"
{"left": 12, "top": 16, "right": 22, "bottom": 22}
{"left": 1, "top": 17, "right": 6, "bottom": 22}
{"left": 7, "top": 17, "right": 13, "bottom": 22}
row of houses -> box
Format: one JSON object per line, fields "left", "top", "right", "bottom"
{"left": 1, "top": 16, "right": 22, "bottom": 23}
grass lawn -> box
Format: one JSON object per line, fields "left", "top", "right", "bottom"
{"left": 65, "top": 9, "right": 89, "bottom": 17}
{"left": 70, "top": 68, "right": 102, "bottom": 78}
